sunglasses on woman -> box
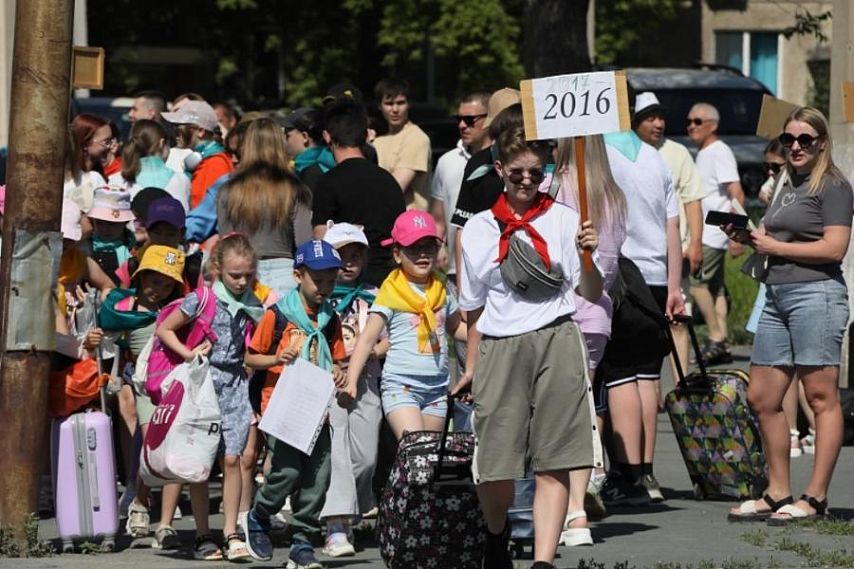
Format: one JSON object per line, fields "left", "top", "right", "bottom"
{"left": 763, "top": 162, "right": 783, "bottom": 175}
{"left": 778, "top": 132, "right": 820, "bottom": 149}
{"left": 453, "top": 114, "right": 487, "bottom": 128}
{"left": 506, "top": 168, "right": 545, "bottom": 185}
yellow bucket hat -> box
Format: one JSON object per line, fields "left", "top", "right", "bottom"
{"left": 132, "top": 245, "right": 185, "bottom": 284}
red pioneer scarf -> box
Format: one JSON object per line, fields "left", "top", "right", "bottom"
{"left": 491, "top": 192, "right": 555, "bottom": 270}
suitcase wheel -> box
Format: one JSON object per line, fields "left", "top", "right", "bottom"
{"left": 692, "top": 482, "right": 706, "bottom": 500}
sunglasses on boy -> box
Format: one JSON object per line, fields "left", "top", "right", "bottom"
{"left": 506, "top": 168, "right": 546, "bottom": 185}
{"left": 454, "top": 114, "right": 487, "bottom": 128}
{"left": 778, "top": 132, "right": 820, "bottom": 149}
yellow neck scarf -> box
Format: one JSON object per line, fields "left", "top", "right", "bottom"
{"left": 374, "top": 268, "right": 447, "bottom": 353}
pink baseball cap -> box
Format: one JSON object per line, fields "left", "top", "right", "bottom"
{"left": 381, "top": 210, "right": 441, "bottom": 247}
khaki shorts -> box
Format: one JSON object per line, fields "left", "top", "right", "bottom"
{"left": 471, "top": 318, "right": 595, "bottom": 483}
{"left": 689, "top": 245, "right": 726, "bottom": 294}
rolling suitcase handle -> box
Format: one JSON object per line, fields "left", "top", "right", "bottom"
{"left": 668, "top": 314, "right": 710, "bottom": 390}
{"left": 434, "top": 392, "right": 472, "bottom": 486}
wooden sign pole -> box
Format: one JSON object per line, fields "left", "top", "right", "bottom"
{"left": 574, "top": 136, "right": 593, "bottom": 271}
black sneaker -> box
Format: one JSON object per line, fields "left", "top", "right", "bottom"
{"left": 641, "top": 473, "right": 665, "bottom": 503}
{"left": 701, "top": 340, "right": 733, "bottom": 366}
{"left": 531, "top": 563, "right": 556, "bottom": 569}
{"left": 483, "top": 519, "right": 513, "bottom": 569}
{"left": 601, "top": 472, "right": 650, "bottom": 507}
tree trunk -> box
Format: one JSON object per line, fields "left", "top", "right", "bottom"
{"left": 523, "top": 0, "right": 591, "bottom": 77}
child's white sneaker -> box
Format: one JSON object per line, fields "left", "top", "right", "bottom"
{"left": 322, "top": 532, "right": 355, "bottom": 557}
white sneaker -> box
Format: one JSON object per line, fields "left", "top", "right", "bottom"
{"left": 322, "top": 532, "right": 355, "bottom": 557}
{"left": 801, "top": 430, "right": 816, "bottom": 455}
{"left": 790, "top": 430, "right": 803, "bottom": 458}
{"left": 173, "top": 505, "right": 183, "bottom": 520}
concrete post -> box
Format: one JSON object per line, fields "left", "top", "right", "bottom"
{"left": 830, "top": 0, "right": 854, "bottom": 388}
{"left": 0, "top": 0, "right": 74, "bottom": 535}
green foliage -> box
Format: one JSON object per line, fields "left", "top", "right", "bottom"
{"left": 595, "top": 0, "right": 683, "bottom": 65}
{"left": 740, "top": 529, "right": 769, "bottom": 548}
{"left": 377, "top": 0, "right": 524, "bottom": 100}
{"left": 800, "top": 515, "right": 854, "bottom": 536}
{"left": 782, "top": 9, "right": 832, "bottom": 44}
{"left": 724, "top": 251, "right": 759, "bottom": 346}
{"left": 807, "top": 60, "right": 831, "bottom": 118}
{"left": 775, "top": 537, "right": 854, "bottom": 567}
{"left": 0, "top": 514, "right": 54, "bottom": 558}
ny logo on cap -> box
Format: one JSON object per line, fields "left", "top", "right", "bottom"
{"left": 413, "top": 215, "right": 427, "bottom": 229}
{"left": 165, "top": 252, "right": 177, "bottom": 265}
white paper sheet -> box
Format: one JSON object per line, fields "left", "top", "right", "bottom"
{"left": 258, "top": 358, "right": 335, "bottom": 455}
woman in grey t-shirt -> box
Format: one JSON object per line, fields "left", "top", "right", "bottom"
{"left": 728, "top": 106, "right": 852, "bottom": 524}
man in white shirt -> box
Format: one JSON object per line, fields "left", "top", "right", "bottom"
{"left": 429, "top": 92, "right": 490, "bottom": 280}
{"left": 687, "top": 103, "right": 746, "bottom": 365}
{"left": 633, "top": 92, "right": 705, "bottom": 398}
{"left": 600, "top": 129, "right": 684, "bottom": 506}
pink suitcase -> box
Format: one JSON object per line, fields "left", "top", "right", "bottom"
{"left": 51, "top": 404, "right": 119, "bottom": 552}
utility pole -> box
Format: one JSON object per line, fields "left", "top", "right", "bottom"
{"left": 0, "top": 0, "right": 74, "bottom": 537}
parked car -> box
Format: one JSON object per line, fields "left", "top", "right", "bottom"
{"left": 626, "top": 67, "right": 772, "bottom": 201}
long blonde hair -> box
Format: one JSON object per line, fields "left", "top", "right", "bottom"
{"left": 217, "top": 162, "right": 310, "bottom": 234}
{"left": 784, "top": 106, "right": 845, "bottom": 195}
{"left": 555, "top": 135, "right": 627, "bottom": 229}
{"left": 238, "top": 118, "right": 291, "bottom": 172}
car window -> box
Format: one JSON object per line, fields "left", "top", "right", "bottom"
{"left": 653, "top": 89, "right": 764, "bottom": 137}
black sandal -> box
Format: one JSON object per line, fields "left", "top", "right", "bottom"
{"left": 767, "top": 494, "right": 828, "bottom": 526}
{"left": 728, "top": 494, "right": 794, "bottom": 522}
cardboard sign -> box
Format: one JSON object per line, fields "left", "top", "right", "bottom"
{"left": 72, "top": 46, "right": 105, "bottom": 90}
{"left": 520, "top": 71, "right": 630, "bottom": 140}
{"left": 843, "top": 82, "right": 854, "bottom": 123}
{"left": 756, "top": 94, "right": 798, "bottom": 139}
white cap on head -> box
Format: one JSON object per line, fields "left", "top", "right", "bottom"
{"left": 161, "top": 100, "right": 219, "bottom": 132}
{"left": 634, "top": 92, "right": 665, "bottom": 120}
{"left": 324, "top": 220, "right": 369, "bottom": 249}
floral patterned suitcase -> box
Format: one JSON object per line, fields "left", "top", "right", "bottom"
{"left": 377, "top": 396, "right": 485, "bottom": 569}
{"left": 664, "top": 316, "right": 767, "bottom": 500}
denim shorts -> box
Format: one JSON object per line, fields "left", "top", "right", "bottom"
{"left": 257, "top": 257, "right": 297, "bottom": 298}
{"left": 380, "top": 372, "right": 448, "bottom": 418}
{"left": 751, "top": 277, "right": 849, "bottom": 367}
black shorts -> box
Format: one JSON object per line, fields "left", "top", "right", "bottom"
{"left": 596, "top": 285, "right": 669, "bottom": 391}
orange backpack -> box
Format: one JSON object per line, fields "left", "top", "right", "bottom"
{"left": 48, "top": 359, "right": 109, "bottom": 418}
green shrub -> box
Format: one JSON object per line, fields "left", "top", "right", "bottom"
{"left": 724, "top": 250, "right": 760, "bottom": 345}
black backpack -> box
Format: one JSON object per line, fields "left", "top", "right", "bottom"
{"left": 248, "top": 305, "right": 340, "bottom": 414}
{"left": 603, "top": 257, "right": 671, "bottom": 365}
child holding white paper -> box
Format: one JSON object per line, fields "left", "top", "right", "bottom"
{"left": 244, "top": 239, "right": 347, "bottom": 569}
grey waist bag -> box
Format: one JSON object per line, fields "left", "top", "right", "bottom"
{"left": 498, "top": 228, "right": 564, "bottom": 301}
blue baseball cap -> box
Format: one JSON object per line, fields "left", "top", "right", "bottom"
{"left": 294, "top": 239, "right": 343, "bottom": 271}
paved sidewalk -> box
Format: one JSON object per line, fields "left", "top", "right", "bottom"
{"left": 10, "top": 350, "right": 854, "bottom": 569}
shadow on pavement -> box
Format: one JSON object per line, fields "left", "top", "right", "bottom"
{"left": 592, "top": 521, "right": 659, "bottom": 542}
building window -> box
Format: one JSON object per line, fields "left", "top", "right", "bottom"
{"left": 715, "top": 31, "right": 779, "bottom": 94}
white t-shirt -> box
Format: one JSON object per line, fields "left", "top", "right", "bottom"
{"left": 606, "top": 142, "right": 678, "bottom": 286}
{"left": 695, "top": 140, "right": 740, "bottom": 250}
{"left": 63, "top": 170, "right": 107, "bottom": 213}
{"left": 459, "top": 201, "right": 581, "bottom": 337}
{"left": 658, "top": 139, "right": 705, "bottom": 251}
{"left": 165, "top": 147, "right": 193, "bottom": 176}
{"left": 430, "top": 139, "right": 472, "bottom": 276}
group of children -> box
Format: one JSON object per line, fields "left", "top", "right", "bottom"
{"left": 54, "top": 184, "right": 460, "bottom": 568}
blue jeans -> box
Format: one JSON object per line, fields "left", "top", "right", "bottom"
{"left": 751, "top": 277, "right": 849, "bottom": 367}
{"left": 257, "top": 257, "right": 297, "bottom": 298}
